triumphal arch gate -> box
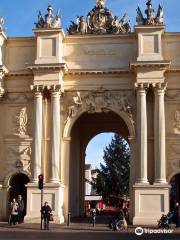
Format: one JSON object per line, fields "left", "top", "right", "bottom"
{"left": 0, "top": 0, "right": 179, "bottom": 225}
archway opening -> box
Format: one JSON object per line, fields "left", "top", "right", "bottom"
{"left": 9, "top": 173, "right": 30, "bottom": 216}
{"left": 170, "top": 173, "right": 180, "bottom": 210}
{"left": 84, "top": 132, "right": 130, "bottom": 219}
{"left": 69, "top": 110, "right": 131, "bottom": 218}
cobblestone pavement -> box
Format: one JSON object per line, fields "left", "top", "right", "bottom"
{"left": 0, "top": 222, "right": 179, "bottom": 240}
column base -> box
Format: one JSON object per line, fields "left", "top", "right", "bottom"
{"left": 135, "top": 179, "right": 149, "bottom": 185}
{"left": 132, "top": 184, "right": 170, "bottom": 226}
{"left": 25, "top": 182, "right": 64, "bottom": 224}
{"left": 154, "top": 180, "right": 168, "bottom": 185}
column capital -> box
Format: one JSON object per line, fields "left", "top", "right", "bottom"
{"left": 30, "top": 85, "right": 44, "bottom": 97}
{"left": 48, "top": 84, "right": 63, "bottom": 95}
{"left": 135, "top": 83, "right": 149, "bottom": 92}
{"left": 152, "top": 82, "right": 167, "bottom": 92}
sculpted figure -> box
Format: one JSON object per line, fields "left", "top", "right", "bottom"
{"left": 52, "top": 9, "right": 61, "bottom": 28}
{"left": 45, "top": 5, "right": 53, "bottom": 27}
{"left": 96, "top": 0, "right": 106, "bottom": 8}
{"left": 73, "top": 92, "right": 82, "bottom": 105}
{"left": 119, "top": 13, "right": 130, "bottom": 33}
{"left": 36, "top": 11, "right": 45, "bottom": 28}
{"left": 67, "top": 21, "right": 78, "bottom": 34}
{"left": 16, "top": 108, "right": 28, "bottom": 136}
{"left": 77, "top": 16, "right": 87, "bottom": 34}
{"left": 87, "top": 11, "right": 94, "bottom": 31}
{"left": 136, "top": 6, "right": 145, "bottom": 25}
{"left": 145, "top": 0, "right": 154, "bottom": 24}
{"left": 112, "top": 16, "right": 119, "bottom": 34}
{"left": 154, "top": 4, "right": 164, "bottom": 25}
{"left": 0, "top": 16, "right": 4, "bottom": 30}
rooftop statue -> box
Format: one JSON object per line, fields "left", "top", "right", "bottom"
{"left": 136, "top": 0, "right": 164, "bottom": 26}
{"left": 96, "top": 0, "right": 106, "bottom": 8}
{"left": 67, "top": 0, "right": 131, "bottom": 35}
{"left": 0, "top": 17, "right": 4, "bottom": 31}
{"left": 35, "top": 5, "right": 61, "bottom": 29}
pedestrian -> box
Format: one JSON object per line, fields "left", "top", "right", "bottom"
{"left": 10, "top": 198, "right": 19, "bottom": 225}
{"left": 41, "top": 201, "right": 52, "bottom": 230}
{"left": 174, "top": 202, "right": 180, "bottom": 228}
{"left": 17, "top": 195, "right": 24, "bottom": 224}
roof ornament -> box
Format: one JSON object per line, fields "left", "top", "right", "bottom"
{"left": 136, "top": 0, "right": 164, "bottom": 26}
{"left": 67, "top": 0, "right": 131, "bottom": 35}
{"left": 0, "top": 17, "right": 5, "bottom": 31}
{"left": 35, "top": 5, "right": 61, "bottom": 29}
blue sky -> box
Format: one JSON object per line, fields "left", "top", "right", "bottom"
{"left": 0, "top": 0, "right": 179, "bottom": 168}
{"left": 0, "top": 0, "right": 179, "bottom": 37}
{"left": 85, "top": 133, "right": 114, "bottom": 169}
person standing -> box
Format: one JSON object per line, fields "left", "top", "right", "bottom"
{"left": 10, "top": 198, "right": 19, "bottom": 225}
{"left": 17, "top": 195, "right": 24, "bottom": 224}
{"left": 41, "top": 201, "right": 52, "bottom": 230}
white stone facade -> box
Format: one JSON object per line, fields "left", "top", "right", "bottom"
{"left": 0, "top": 3, "right": 180, "bottom": 225}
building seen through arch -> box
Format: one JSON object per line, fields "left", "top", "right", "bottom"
{"left": 0, "top": 0, "right": 179, "bottom": 225}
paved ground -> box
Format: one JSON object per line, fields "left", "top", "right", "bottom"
{"left": 0, "top": 221, "right": 180, "bottom": 240}
{"left": 0, "top": 216, "right": 179, "bottom": 239}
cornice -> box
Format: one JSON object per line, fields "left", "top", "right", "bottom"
{"left": 33, "top": 28, "right": 65, "bottom": 37}
{"left": 130, "top": 61, "right": 171, "bottom": 71}
{"left": 7, "top": 69, "right": 32, "bottom": 77}
{"left": 166, "top": 68, "right": 180, "bottom": 73}
{"left": 65, "top": 69, "right": 131, "bottom": 76}
{"left": 28, "top": 63, "right": 68, "bottom": 72}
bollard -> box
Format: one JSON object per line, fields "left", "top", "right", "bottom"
{"left": 67, "top": 212, "right": 71, "bottom": 226}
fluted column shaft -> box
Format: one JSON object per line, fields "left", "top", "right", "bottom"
{"left": 49, "top": 85, "right": 61, "bottom": 183}
{"left": 31, "top": 85, "right": 43, "bottom": 182}
{"left": 154, "top": 83, "right": 167, "bottom": 184}
{"left": 135, "top": 83, "right": 149, "bottom": 184}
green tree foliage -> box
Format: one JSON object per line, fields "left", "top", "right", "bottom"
{"left": 93, "top": 134, "right": 130, "bottom": 199}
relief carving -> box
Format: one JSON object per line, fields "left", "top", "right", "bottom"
{"left": 7, "top": 146, "right": 31, "bottom": 174}
{"left": 66, "top": 89, "right": 134, "bottom": 123}
{"left": 13, "top": 107, "right": 28, "bottom": 136}
{"left": 175, "top": 110, "right": 180, "bottom": 131}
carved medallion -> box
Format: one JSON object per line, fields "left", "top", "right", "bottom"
{"left": 67, "top": 0, "right": 131, "bottom": 35}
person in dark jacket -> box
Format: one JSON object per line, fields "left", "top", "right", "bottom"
{"left": 41, "top": 201, "right": 52, "bottom": 230}
{"left": 17, "top": 195, "right": 24, "bottom": 224}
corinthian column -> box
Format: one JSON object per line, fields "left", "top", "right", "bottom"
{"left": 49, "top": 85, "right": 62, "bottom": 183}
{"left": 31, "top": 85, "right": 43, "bottom": 182}
{"left": 154, "top": 83, "right": 167, "bottom": 184}
{"left": 135, "top": 83, "right": 149, "bottom": 184}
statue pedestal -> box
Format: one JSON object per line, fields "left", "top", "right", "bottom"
{"left": 132, "top": 184, "right": 170, "bottom": 225}
{"left": 25, "top": 182, "right": 64, "bottom": 223}
{"left": 135, "top": 25, "right": 165, "bottom": 62}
